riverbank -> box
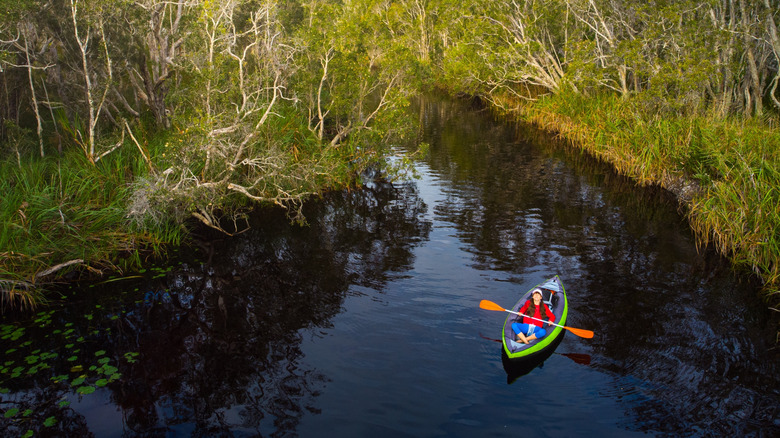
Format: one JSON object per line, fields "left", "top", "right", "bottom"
{"left": 495, "top": 91, "right": 780, "bottom": 312}
{"left": 0, "top": 146, "right": 180, "bottom": 310}
{"left": 0, "top": 124, "right": 369, "bottom": 311}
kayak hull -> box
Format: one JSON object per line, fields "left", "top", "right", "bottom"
{"left": 501, "top": 331, "right": 564, "bottom": 383}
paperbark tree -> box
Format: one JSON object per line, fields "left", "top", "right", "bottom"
{"left": 566, "top": 0, "right": 639, "bottom": 97}
{"left": 69, "top": 0, "right": 114, "bottom": 160}
{"left": 764, "top": 0, "right": 780, "bottom": 111}
{"left": 296, "top": 0, "right": 417, "bottom": 146}
{"left": 129, "top": 0, "right": 298, "bottom": 234}
{"left": 449, "top": 0, "right": 575, "bottom": 105}
{"left": 0, "top": 3, "right": 53, "bottom": 157}
{"left": 126, "top": 0, "right": 189, "bottom": 129}
{"left": 739, "top": 0, "right": 765, "bottom": 116}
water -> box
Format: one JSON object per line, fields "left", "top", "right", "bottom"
{"left": 2, "top": 95, "right": 779, "bottom": 437}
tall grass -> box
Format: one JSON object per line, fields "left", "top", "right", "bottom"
{"left": 514, "top": 91, "right": 780, "bottom": 306}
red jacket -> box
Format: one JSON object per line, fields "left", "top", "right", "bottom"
{"left": 518, "top": 300, "right": 555, "bottom": 327}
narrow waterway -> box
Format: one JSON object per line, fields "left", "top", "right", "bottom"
{"left": 1, "top": 95, "right": 778, "bottom": 437}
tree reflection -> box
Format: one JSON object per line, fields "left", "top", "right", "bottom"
{"left": 111, "top": 181, "right": 430, "bottom": 435}
{"left": 0, "top": 180, "right": 430, "bottom": 436}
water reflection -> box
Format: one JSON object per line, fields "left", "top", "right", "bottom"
{"left": 116, "top": 183, "right": 431, "bottom": 435}
{"left": 412, "top": 95, "right": 780, "bottom": 436}
{"left": 0, "top": 182, "right": 431, "bottom": 436}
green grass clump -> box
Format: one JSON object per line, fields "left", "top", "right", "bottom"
{"left": 0, "top": 146, "right": 183, "bottom": 310}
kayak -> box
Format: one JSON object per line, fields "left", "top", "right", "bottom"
{"left": 502, "top": 275, "right": 568, "bottom": 361}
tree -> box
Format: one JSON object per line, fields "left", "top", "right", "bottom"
{"left": 764, "top": 0, "right": 780, "bottom": 111}
{"left": 439, "top": 0, "right": 576, "bottom": 106}
{"left": 125, "top": 0, "right": 190, "bottom": 129}
{"left": 69, "top": 0, "right": 115, "bottom": 159}
{"left": 294, "top": 0, "right": 418, "bottom": 147}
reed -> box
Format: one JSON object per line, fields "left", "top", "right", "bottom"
{"left": 518, "top": 91, "right": 780, "bottom": 305}
{"left": 0, "top": 144, "right": 184, "bottom": 311}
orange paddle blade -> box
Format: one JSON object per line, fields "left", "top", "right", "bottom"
{"left": 479, "top": 300, "right": 506, "bottom": 312}
{"left": 565, "top": 326, "right": 594, "bottom": 339}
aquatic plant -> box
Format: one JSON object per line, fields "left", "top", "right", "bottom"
{"left": 0, "top": 301, "right": 140, "bottom": 435}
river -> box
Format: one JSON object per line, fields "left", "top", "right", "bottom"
{"left": 1, "top": 95, "right": 778, "bottom": 437}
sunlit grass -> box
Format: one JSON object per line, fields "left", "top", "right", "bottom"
{"left": 517, "top": 91, "right": 780, "bottom": 305}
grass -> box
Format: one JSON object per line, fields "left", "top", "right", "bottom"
{"left": 0, "top": 107, "right": 381, "bottom": 312}
{"left": 510, "top": 91, "right": 780, "bottom": 307}
{"left": 0, "top": 144, "right": 184, "bottom": 311}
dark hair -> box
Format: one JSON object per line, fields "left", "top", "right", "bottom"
{"left": 525, "top": 290, "right": 544, "bottom": 316}
{"left": 525, "top": 297, "right": 538, "bottom": 317}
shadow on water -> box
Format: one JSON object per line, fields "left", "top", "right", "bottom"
{"left": 501, "top": 333, "right": 566, "bottom": 384}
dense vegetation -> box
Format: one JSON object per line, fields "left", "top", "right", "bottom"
{"left": 2, "top": 0, "right": 779, "bottom": 311}
{"left": 0, "top": 0, "right": 422, "bottom": 308}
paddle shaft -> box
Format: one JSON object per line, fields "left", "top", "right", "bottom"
{"left": 503, "top": 308, "right": 561, "bottom": 329}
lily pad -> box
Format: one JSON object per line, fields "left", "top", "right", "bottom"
{"left": 76, "top": 385, "right": 95, "bottom": 395}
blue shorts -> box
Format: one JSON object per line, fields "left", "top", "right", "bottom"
{"left": 512, "top": 322, "right": 547, "bottom": 339}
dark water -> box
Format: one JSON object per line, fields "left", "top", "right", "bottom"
{"left": 2, "top": 95, "right": 779, "bottom": 437}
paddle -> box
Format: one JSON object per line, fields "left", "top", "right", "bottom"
{"left": 479, "top": 299, "right": 594, "bottom": 339}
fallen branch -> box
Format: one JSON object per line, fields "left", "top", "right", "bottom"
{"left": 34, "top": 259, "right": 84, "bottom": 280}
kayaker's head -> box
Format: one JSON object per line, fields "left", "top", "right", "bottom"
{"left": 531, "top": 289, "right": 543, "bottom": 305}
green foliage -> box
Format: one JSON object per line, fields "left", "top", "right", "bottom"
{"left": 3, "top": 0, "right": 774, "bottom": 313}
{"left": 0, "top": 147, "right": 184, "bottom": 304}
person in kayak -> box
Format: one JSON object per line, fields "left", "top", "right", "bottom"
{"left": 512, "top": 288, "right": 555, "bottom": 344}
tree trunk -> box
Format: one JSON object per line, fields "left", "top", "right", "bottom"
{"left": 740, "top": 0, "right": 763, "bottom": 116}
{"left": 763, "top": 0, "right": 780, "bottom": 110}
